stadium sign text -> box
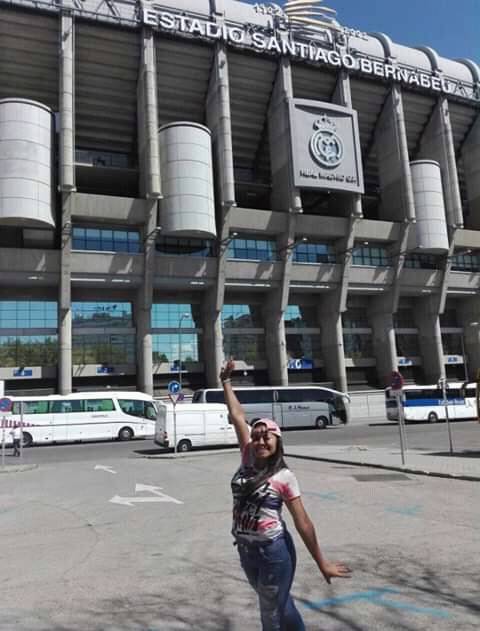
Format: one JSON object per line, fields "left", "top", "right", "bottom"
{"left": 141, "top": 9, "right": 477, "bottom": 102}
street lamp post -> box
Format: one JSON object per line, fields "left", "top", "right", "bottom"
{"left": 178, "top": 312, "right": 190, "bottom": 390}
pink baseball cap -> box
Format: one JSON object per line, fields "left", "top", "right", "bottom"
{"left": 251, "top": 418, "right": 282, "bottom": 437}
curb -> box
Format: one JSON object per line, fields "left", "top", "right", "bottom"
{"left": 286, "top": 453, "right": 480, "bottom": 482}
{"left": 0, "top": 463, "right": 38, "bottom": 474}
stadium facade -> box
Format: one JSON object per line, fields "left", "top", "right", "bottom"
{"left": 0, "top": 0, "right": 479, "bottom": 395}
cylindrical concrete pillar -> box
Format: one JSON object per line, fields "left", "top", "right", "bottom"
{"left": 158, "top": 122, "right": 216, "bottom": 238}
{"left": 410, "top": 160, "right": 448, "bottom": 252}
{"left": 0, "top": 98, "right": 54, "bottom": 227}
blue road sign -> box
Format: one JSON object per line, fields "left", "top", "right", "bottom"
{"left": 0, "top": 398, "right": 13, "bottom": 413}
{"left": 167, "top": 380, "right": 181, "bottom": 395}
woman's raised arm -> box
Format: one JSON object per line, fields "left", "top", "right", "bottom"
{"left": 220, "top": 359, "right": 250, "bottom": 450}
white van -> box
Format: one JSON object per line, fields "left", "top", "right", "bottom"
{"left": 154, "top": 401, "right": 238, "bottom": 452}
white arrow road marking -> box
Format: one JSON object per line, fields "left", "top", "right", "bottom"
{"left": 109, "top": 483, "right": 183, "bottom": 507}
{"left": 95, "top": 464, "right": 117, "bottom": 474}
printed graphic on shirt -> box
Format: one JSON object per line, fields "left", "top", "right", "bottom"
{"left": 231, "top": 444, "right": 300, "bottom": 542}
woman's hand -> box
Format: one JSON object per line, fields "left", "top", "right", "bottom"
{"left": 220, "top": 358, "right": 235, "bottom": 382}
{"left": 319, "top": 560, "right": 352, "bottom": 584}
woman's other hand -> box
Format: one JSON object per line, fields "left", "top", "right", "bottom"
{"left": 319, "top": 560, "right": 352, "bottom": 584}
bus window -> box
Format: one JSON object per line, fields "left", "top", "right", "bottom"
{"left": 85, "top": 399, "right": 115, "bottom": 412}
{"left": 118, "top": 398, "right": 155, "bottom": 419}
{"left": 51, "top": 400, "right": 83, "bottom": 413}
{"left": 145, "top": 402, "right": 157, "bottom": 420}
{"left": 236, "top": 390, "right": 273, "bottom": 404}
{"left": 12, "top": 400, "right": 49, "bottom": 414}
{"left": 205, "top": 391, "right": 225, "bottom": 404}
{"left": 276, "top": 389, "right": 311, "bottom": 403}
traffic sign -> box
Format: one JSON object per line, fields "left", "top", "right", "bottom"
{"left": 167, "top": 381, "right": 181, "bottom": 395}
{"left": 390, "top": 370, "right": 404, "bottom": 393}
{"left": 0, "top": 398, "right": 12, "bottom": 413}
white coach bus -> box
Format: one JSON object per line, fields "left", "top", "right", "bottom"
{"left": 192, "top": 385, "right": 350, "bottom": 429}
{"left": 385, "top": 382, "right": 478, "bottom": 423}
{"left": 6, "top": 391, "right": 158, "bottom": 446}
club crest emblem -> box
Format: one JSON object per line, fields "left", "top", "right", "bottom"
{"left": 309, "top": 114, "right": 344, "bottom": 168}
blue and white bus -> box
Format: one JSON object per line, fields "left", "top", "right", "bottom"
{"left": 385, "top": 382, "right": 477, "bottom": 423}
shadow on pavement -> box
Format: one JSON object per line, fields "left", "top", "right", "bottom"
{"left": 425, "top": 450, "right": 480, "bottom": 459}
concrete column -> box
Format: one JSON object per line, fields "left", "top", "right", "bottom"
{"left": 136, "top": 29, "right": 161, "bottom": 394}
{"left": 268, "top": 57, "right": 302, "bottom": 212}
{"left": 59, "top": 11, "right": 75, "bottom": 192}
{"left": 332, "top": 71, "right": 363, "bottom": 218}
{"left": 206, "top": 42, "right": 235, "bottom": 212}
{"left": 136, "top": 199, "right": 157, "bottom": 395}
{"left": 263, "top": 288, "right": 288, "bottom": 385}
{"left": 369, "top": 297, "right": 398, "bottom": 387}
{"left": 135, "top": 288, "right": 153, "bottom": 395}
{"left": 202, "top": 288, "right": 224, "bottom": 387}
{"left": 318, "top": 305, "right": 346, "bottom": 392}
{"left": 137, "top": 27, "right": 161, "bottom": 199}
{"left": 375, "top": 86, "right": 415, "bottom": 222}
{"left": 205, "top": 39, "right": 235, "bottom": 352}
{"left": 58, "top": 193, "right": 73, "bottom": 395}
{"left": 461, "top": 113, "right": 480, "bottom": 228}
{"left": 458, "top": 298, "right": 480, "bottom": 380}
{"left": 415, "top": 296, "right": 444, "bottom": 383}
{"left": 417, "top": 97, "right": 463, "bottom": 228}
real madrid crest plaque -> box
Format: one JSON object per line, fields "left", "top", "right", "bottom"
{"left": 288, "top": 99, "right": 364, "bottom": 194}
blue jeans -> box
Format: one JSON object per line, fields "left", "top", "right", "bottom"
{"left": 237, "top": 531, "right": 306, "bottom": 631}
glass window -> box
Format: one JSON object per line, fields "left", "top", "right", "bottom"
{"left": 223, "top": 334, "right": 266, "bottom": 363}
{"left": 0, "top": 301, "right": 57, "bottom": 329}
{"left": 236, "top": 389, "right": 273, "bottom": 404}
{"left": 286, "top": 334, "right": 321, "bottom": 362}
{"left": 451, "top": 253, "right": 480, "bottom": 272}
{"left": 72, "top": 302, "right": 133, "bottom": 328}
{"left": 72, "top": 334, "right": 135, "bottom": 364}
{"left": 155, "top": 236, "right": 215, "bottom": 257}
{"left": 227, "top": 235, "right": 277, "bottom": 261}
{"left": 284, "top": 305, "right": 317, "bottom": 328}
{"left": 343, "top": 308, "right": 369, "bottom": 328}
{"left": 72, "top": 227, "right": 140, "bottom": 253}
{"left": 352, "top": 246, "right": 390, "bottom": 267}
{"left": 404, "top": 254, "right": 441, "bottom": 270}
{"left": 222, "top": 305, "right": 263, "bottom": 328}
{"left": 151, "top": 304, "right": 200, "bottom": 329}
{"left": 12, "top": 400, "right": 49, "bottom": 414}
{"left": 293, "top": 242, "right": 336, "bottom": 264}
{"left": 0, "top": 335, "right": 58, "bottom": 367}
{"left": 442, "top": 333, "right": 462, "bottom": 355}
{"left": 51, "top": 400, "right": 83, "bottom": 413}
{"left": 395, "top": 334, "right": 419, "bottom": 356}
{"left": 204, "top": 390, "right": 225, "bottom": 404}
{"left": 343, "top": 333, "right": 373, "bottom": 359}
{"left": 394, "top": 309, "right": 416, "bottom": 328}
{"left": 440, "top": 310, "right": 459, "bottom": 327}
{"left": 118, "top": 399, "right": 149, "bottom": 419}
{"left": 84, "top": 399, "right": 115, "bottom": 412}
{"left": 152, "top": 333, "right": 200, "bottom": 363}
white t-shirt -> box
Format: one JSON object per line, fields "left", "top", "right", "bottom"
{"left": 10, "top": 427, "right": 21, "bottom": 440}
{"left": 231, "top": 443, "right": 300, "bottom": 543}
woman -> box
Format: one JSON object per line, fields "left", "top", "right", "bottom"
{"left": 221, "top": 359, "right": 351, "bottom": 630}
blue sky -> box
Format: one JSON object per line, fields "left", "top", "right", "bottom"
{"left": 245, "top": 0, "right": 479, "bottom": 62}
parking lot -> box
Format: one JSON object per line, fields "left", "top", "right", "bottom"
{"left": 0, "top": 444, "right": 478, "bottom": 630}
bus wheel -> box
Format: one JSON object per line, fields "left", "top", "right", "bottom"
{"left": 118, "top": 427, "right": 134, "bottom": 441}
{"left": 22, "top": 432, "right": 33, "bottom": 447}
{"left": 177, "top": 439, "right": 192, "bottom": 453}
{"left": 428, "top": 412, "right": 438, "bottom": 424}
{"left": 315, "top": 416, "right": 328, "bottom": 429}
